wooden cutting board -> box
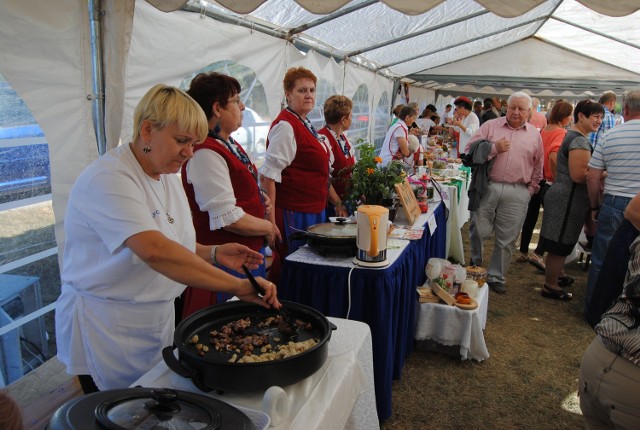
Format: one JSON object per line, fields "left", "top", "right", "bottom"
{"left": 454, "top": 297, "right": 478, "bottom": 310}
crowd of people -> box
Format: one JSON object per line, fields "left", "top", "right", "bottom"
{"left": 456, "top": 89, "right": 640, "bottom": 428}
{"left": 23, "top": 60, "right": 635, "bottom": 428}
{"left": 51, "top": 66, "right": 401, "bottom": 395}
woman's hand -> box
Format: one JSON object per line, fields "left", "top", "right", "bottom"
{"left": 262, "top": 190, "right": 273, "bottom": 214}
{"left": 334, "top": 203, "right": 349, "bottom": 217}
{"left": 216, "top": 243, "right": 264, "bottom": 271}
{"left": 264, "top": 220, "right": 280, "bottom": 248}
{"left": 237, "top": 277, "right": 282, "bottom": 309}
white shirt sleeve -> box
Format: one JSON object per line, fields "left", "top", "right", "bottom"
{"left": 456, "top": 113, "right": 479, "bottom": 138}
{"left": 393, "top": 124, "right": 406, "bottom": 142}
{"left": 185, "top": 149, "right": 245, "bottom": 230}
{"left": 322, "top": 133, "right": 335, "bottom": 174}
{"left": 259, "top": 121, "right": 297, "bottom": 182}
{"left": 346, "top": 136, "right": 356, "bottom": 158}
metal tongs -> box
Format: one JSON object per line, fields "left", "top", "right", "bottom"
{"left": 241, "top": 265, "right": 298, "bottom": 338}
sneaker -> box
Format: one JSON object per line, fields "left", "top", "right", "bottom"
{"left": 515, "top": 252, "right": 529, "bottom": 263}
{"left": 488, "top": 282, "right": 507, "bottom": 294}
{"left": 528, "top": 253, "right": 545, "bottom": 271}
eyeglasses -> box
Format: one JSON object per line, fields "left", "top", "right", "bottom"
{"left": 228, "top": 96, "right": 242, "bottom": 104}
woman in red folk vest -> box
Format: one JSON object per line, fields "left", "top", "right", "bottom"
{"left": 259, "top": 67, "right": 344, "bottom": 282}
{"left": 180, "top": 72, "right": 277, "bottom": 319}
{"left": 318, "top": 95, "right": 356, "bottom": 217}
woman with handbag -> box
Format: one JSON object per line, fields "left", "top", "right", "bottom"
{"left": 517, "top": 101, "right": 573, "bottom": 272}
{"left": 537, "top": 100, "right": 604, "bottom": 300}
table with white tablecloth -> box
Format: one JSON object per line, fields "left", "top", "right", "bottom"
{"left": 430, "top": 172, "right": 469, "bottom": 265}
{"left": 415, "top": 282, "right": 490, "bottom": 361}
{"left": 131, "top": 317, "right": 379, "bottom": 430}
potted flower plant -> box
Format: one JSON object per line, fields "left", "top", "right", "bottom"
{"left": 341, "top": 140, "right": 406, "bottom": 208}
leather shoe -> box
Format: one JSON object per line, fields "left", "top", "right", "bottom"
{"left": 489, "top": 282, "right": 507, "bottom": 294}
{"left": 541, "top": 285, "right": 572, "bottom": 301}
{"left": 528, "top": 253, "right": 545, "bottom": 271}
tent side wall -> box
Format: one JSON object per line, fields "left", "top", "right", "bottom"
{"left": 0, "top": 0, "right": 98, "bottom": 258}
{"left": 122, "top": 1, "right": 396, "bottom": 148}
{"left": 0, "top": 0, "right": 398, "bottom": 259}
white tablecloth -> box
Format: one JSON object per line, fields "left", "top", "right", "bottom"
{"left": 440, "top": 184, "right": 464, "bottom": 265}
{"left": 286, "top": 202, "right": 442, "bottom": 269}
{"left": 130, "top": 317, "right": 379, "bottom": 430}
{"left": 414, "top": 283, "right": 490, "bottom": 361}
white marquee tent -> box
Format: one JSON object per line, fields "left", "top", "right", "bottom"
{"left": 0, "top": 0, "right": 639, "bottom": 248}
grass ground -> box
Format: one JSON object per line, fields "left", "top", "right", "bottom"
{"left": 384, "top": 219, "right": 594, "bottom": 429}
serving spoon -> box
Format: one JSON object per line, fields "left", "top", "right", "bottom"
{"left": 241, "top": 265, "right": 298, "bottom": 337}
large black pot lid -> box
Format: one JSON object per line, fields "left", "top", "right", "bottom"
{"left": 307, "top": 222, "right": 357, "bottom": 238}
{"left": 47, "top": 388, "right": 255, "bottom": 430}
{"left": 97, "top": 388, "right": 215, "bottom": 429}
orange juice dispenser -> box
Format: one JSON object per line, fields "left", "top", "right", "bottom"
{"left": 354, "top": 205, "right": 389, "bottom": 267}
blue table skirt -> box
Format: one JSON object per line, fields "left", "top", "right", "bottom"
{"left": 278, "top": 203, "right": 447, "bottom": 421}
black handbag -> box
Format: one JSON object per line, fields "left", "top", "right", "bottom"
{"left": 538, "top": 179, "right": 551, "bottom": 205}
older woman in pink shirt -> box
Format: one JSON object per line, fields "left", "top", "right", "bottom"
{"left": 466, "top": 91, "right": 544, "bottom": 294}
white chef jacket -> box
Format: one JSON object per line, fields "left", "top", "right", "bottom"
{"left": 55, "top": 144, "right": 195, "bottom": 390}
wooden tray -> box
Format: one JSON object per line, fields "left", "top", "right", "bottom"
{"left": 454, "top": 297, "right": 478, "bottom": 310}
{"left": 430, "top": 282, "right": 456, "bottom": 306}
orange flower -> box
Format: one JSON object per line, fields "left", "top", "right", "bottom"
{"left": 374, "top": 156, "right": 382, "bottom": 164}
{"left": 366, "top": 168, "right": 375, "bottom": 175}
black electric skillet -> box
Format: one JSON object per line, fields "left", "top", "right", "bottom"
{"left": 163, "top": 300, "right": 335, "bottom": 393}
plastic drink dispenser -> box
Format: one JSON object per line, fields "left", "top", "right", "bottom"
{"left": 355, "top": 205, "right": 389, "bottom": 266}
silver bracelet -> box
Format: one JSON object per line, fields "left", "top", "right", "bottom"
{"left": 210, "top": 245, "right": 218, "bottom": 265}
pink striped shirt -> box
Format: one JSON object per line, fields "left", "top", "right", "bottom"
{"left": 467, "top": 116, "right": 544, "bottom": 195}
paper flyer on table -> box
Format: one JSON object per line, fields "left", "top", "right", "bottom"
{"left": 388, "top": 224, "right": 425, "bottom": 240}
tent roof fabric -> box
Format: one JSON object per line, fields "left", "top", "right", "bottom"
{"left": 184, "top": 0, "right": 640, "bottom": 97}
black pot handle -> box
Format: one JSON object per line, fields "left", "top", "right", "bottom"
{"left": 288, "top": 231, "right": 308, "bottom": 243}
{"left": 162, "top": 346, "right": 194, "bottom": 378}
{"left": 329, "top": 321, "right": 337, "bottom": 331}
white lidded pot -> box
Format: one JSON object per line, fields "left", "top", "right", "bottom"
{"left": 355, "top": 205, "right": 389, "bottom": 263}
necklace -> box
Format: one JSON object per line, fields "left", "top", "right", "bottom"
{"left": 286, "top": 107, "right": 320, "bottom": 139}
{"left": 129, "top": 142, "right": 175, "bottom": 224}
{"left": 147, "top": 176, "right": 174, "bottom": 224}
{"left": 208, "top": 131, "right": 267, "bottom": 215}
{"left": 326, "top": 125, "right": 351, "bottom": 157}
{"left": 208, "top": 131, "right": 258, "bottom": 181}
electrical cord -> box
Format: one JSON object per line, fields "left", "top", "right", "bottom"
{"left": 20, "top": 336, "right": 47, "bottom": 363}
{"left": 430, "top": 178, "right": 449, "bottom": 221}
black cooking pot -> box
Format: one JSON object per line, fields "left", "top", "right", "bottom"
{"left": 163, "top": 300, "right": 334, "bottom": 393}
{"left": 46, "top": 387, "right": 255, "bottom": 429}
{"left": 288, "top": 221, "right": 357, "bottom": 256}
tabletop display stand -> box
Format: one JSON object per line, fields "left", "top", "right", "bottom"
{"left": 415, "top": 283, "right": 490, "bottom": 361}
{"left": 394, "top": 178, "right": 421, "bottom": 225}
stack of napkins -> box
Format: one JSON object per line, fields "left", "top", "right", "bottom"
{"left": 417, "top": 286, "right": 440, "bottom": 303}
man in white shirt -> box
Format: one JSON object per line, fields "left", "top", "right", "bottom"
{"left": 442, "top": 104, "right": 454, "bottom": 125}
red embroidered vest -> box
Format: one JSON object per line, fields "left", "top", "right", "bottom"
{"left": 318, "top": 127, "right": 355, "bottom": 200}
{"left": 181, "top": 136, "right": 265, "bottom": 251}
{"left": 267, "top": 110, "right": 329, "bottom": 213}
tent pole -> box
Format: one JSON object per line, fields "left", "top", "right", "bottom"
{"left": 89, "top": 0, "right": 106, "bottom": 155}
